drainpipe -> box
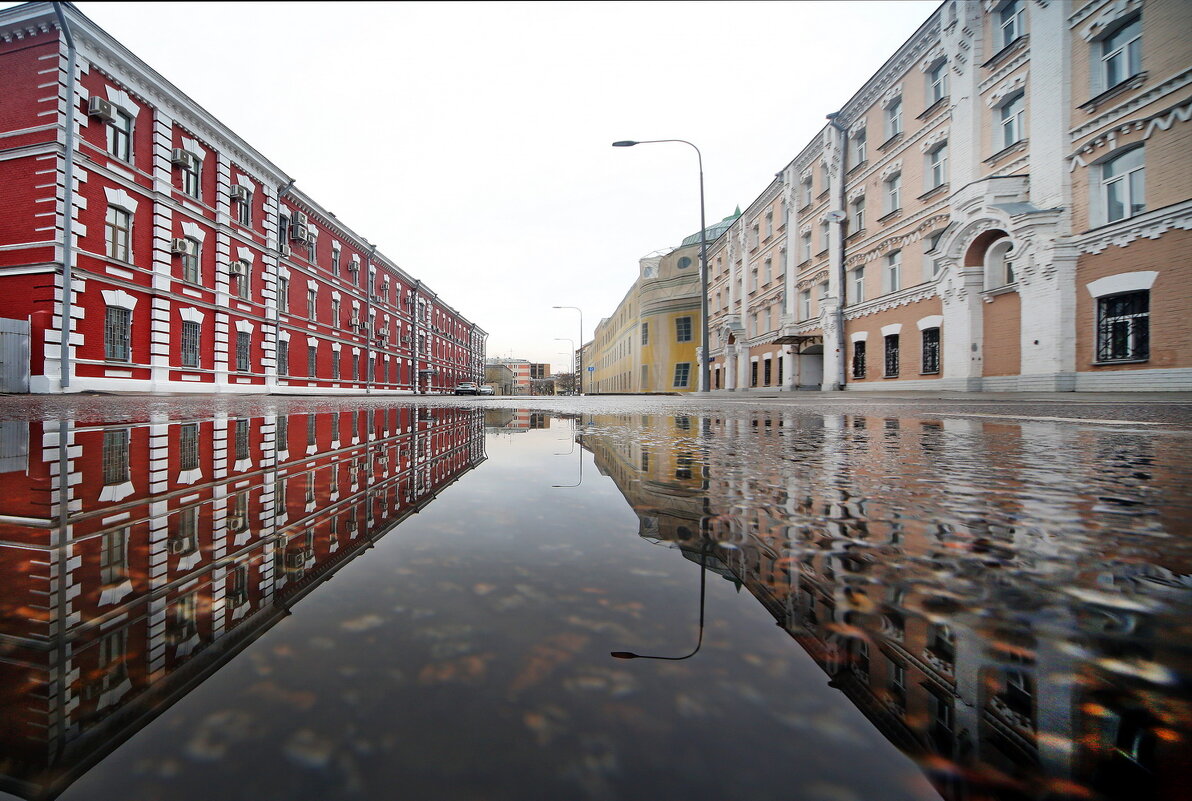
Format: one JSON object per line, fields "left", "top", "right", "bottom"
{"left": 826, "top": 111, "right": 849, "bottom": 391}
{"left": 365, "top": 243, "right": 376, "bottom": 394}
{"left": 53, "top": 3, "right": 76, "bottom": 390}
{"left": 412, "top": 280, "right": 422, "bottom": 394}
{"left": 273, "top": 180, "right": 295, "bottom": 390}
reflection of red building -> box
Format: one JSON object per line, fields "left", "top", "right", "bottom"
{"left": 0, "top": 405, "right": 485, "bottom": 800}
{"left": 0, "top": 3, "right": 485, "bottom": 395}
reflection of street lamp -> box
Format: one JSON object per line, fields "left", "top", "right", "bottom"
{"left": 611, "top": 547, "right": 707, "bottom": 661}
{"left": 551, "top": 446, "right": 583, "bottom": 487}
{"left": 552, "top": 306, "right": 583, "bottom": 395}
{"left": 612, "top": 139, "right": 709, "bottom": 393}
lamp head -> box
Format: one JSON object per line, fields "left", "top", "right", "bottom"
{"left": 610, "top": 651, "right": 638, "bottom": 659}
{"left": 611, "top": 141, "right": 638, "bottom": 147}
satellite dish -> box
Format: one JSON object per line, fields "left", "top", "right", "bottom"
{"left": 825, "top": 210, "right": 846, "bottom": 223}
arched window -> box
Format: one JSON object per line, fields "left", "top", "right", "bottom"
{"left": 984, "top": 237, "right": 1016, "bottom": 289}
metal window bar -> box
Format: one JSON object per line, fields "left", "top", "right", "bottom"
{"left": 237, "top": 331, "right": 250, "bottom": 372}
{"left": 181, "top": 321, "right": 200, "bottom": 367}
{"left": 884, "top": 334, "right": 900, "bottom": 377}
{"left": 105, "top": 306, "right": 131, "bottom": 361}
{"left": 922, "top": 328, "right": 941, "bottom": 374}
{"left": 102, "top": 428, "right": 129, "bottom": 484}
{"left": 180, "top": 423, "right": 198, "bottom": 471}
{"left": 236, "top": 418, "right": 249, "bottom": 461}
{"left": 853, "top": 341, "right": 867, "bottom": 378}
{"left": 1097, "top": 291, "right": 1149, "bottom": 361}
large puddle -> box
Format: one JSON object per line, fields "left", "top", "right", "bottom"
{"left": 0, "top": 400, "right": 1189, "bottom": 800}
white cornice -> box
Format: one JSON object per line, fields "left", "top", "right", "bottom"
{"left": 1075, "top": 200, "right": 1192, "bottom": 254}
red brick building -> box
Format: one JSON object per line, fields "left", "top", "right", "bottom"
{"left": 0, "top": 2, "right": 485, "bottom": 394}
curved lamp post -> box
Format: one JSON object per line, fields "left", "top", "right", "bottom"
{"left": 552, "top": 306, "right": 583, "bottom": 395}
{"left": 611, "top": 547, "right": 708, "bottom": 661}
{"left": 612, "top": 139, "right": 710, "bottom": 393}
{"left": 554, "top": 337, "right": 575, "bottom": 394}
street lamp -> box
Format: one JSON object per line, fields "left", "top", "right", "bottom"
{"left": 554, "top": 337, "right": 575, "bottom": 395}
{"left": 612, "top": 139, "right": 710, "bottom": 393}
{"left": 552, "top": 306, "right": 583, "bottom": 395}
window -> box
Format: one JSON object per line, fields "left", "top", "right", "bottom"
{"left": 105, "top": 306, "right": 131, "bottom": 361}
{"left": 673, "top": 362, "right": 691, "bottom": 388}
{"left": 851, "top": 128, "right": 867, "bottom": 165}
{"left": 886, "top": 251, "right": 902, "bottom": 292}
{"left": 765, "top": 211, "right": 773, "bottom": 238}
{"left": 276, "top": 414, "right": 288, "bottom": 451}
{"left": 332, "top": 350, "right": 341, "bottom": 380}
{"left": 763, "top": 357, "right": 772, "bottom": 386}
{"left": 885, "top": 97, "right": 902, "bottom": 140}
{"left": 1101, "top": 147, "right": 1145, "bottom": 223}
{"left": 236, "top": 191, "right": 252, "bottom": 226}
{"left": 850, "top": 197, "right": 865, "bottom": 234}
{"left": 232, "top": 260, "right": 250, "bottom": 299}
{"left": 1101, "top": 16, "right": 1141, "bottom": 89}
{"left": 180, "top": 238, "right": 200, "bottom": 283}
{"left": 800, "top": 176, "right": 812, "bottom": 207}
{"left": 307, "top": 288, "right": 317, "bottom": 321}
{"left": 180, "top": 423, "right": 198, "bottom": 470}
{"left": 763, "top": 258, "right": 772, "bottom": 285}
{"left": 277, "top": 339, "right": 289, "bottom": 377}
{"left": 799, "top": 290, "right": 812, "bottom": 320}
{"left": 353, "top": 352, "right": 360, "bottom": 382}
{"left": 236, "top": 331, "right": 251, "bottom": 372}
{"left": 820, "top": 220, "right": 830, "bottom": 253}
{"left": 922, "top": 327, "right": 941, "bottom": 373}
{"left": 928, "top": 61, "right": 948, "bottom": 105}
{"left": 331, "top": 249, "right": 341, "bottom": 276}
{"left": 105, "top": 206, "right": 131, "bottom": 262}
{"left": 750, "top": 360, "right": 758, "bottom": 387}
{"left": 884, "top": 334, "right": 900, "bottom": 377}
{"left": 852, "top": 267, "right": 865, "bottom": 303}
{"left": 641, "top": 322, "right": 648, "bottom": 346}
{"left": 999, "top": 1, "right": 1024, "bottom": 50}
{"left": 102, "top": 428, "right": 130, "bottom": 485}
{"left": 181, "top": 156, "right": 201, "bottom": 199}
{"left": 1096, "top": 291, "right": 1149, "bottom": 362}
{"left": 277, "top": 277, "right": 289, "bottom": 313}
{"left": 926, "top": 143, "right": 948, "bottom": 189}
{"left": 308, "top": 344, "right": 318, "bottom": 377}
{"left": 885, "top": 173, "right": 901, "bottom": 214}
{"left": 108, "top": 109, "right": 132, "bottom": 162}
{"left": 180, "top": 320, "right": 200, "bottom": 367}
{"left": 675, "top": 316, "right": 692, "bottom": 342}
{"left": 801, "top": 232, "right": 812, "bottom": 262}
{"left": 999, "top": 92, "right": 1025, "bottom": 150}
{"left": 230, "top": 494, "right": 249, "bottom": 533}
{"left": 852, "top": 340, "right": 867, "bottom": 378}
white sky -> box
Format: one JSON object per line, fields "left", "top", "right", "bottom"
{"left": 34, "top": 1, "right": 940, "bottom": 373}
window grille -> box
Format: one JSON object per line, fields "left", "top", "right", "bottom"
{"left": 105, "top": 306, "right": 131, "bottom": 361}
{"left": 277, "top": 340, "right": 289, "bottom": 376}
{"left": 884, "top": 334, "right": 900, "bottom": 377}
{"left": 763, "top": 357, "right": 772, "bottom": 386}
{"left": 308, "top": 345, "right": 318, "bottom": 377}
{"left": 1096, "top": 291, "right": 1149, "bottom": 362}
{"left": 181, "top": 320, "right": 200, "bottom": 367}
{"left": 922, "top": 328, "right": 941, "bottom": 374}
{"left": 641, "top": 322, "right": 648, "bottom": 346}
{"left": 102, "top": 428, "right": 130, "bottom": 485}
{"left": 236, "top": 331, "right": 251, "bottom": 372}
{"left": 853, "top": 341, "right": 867, "bottom": 378}
{"left": 276, "top": 415, "right": 288, "bottom": 451}
{"left": 235, "top": 418, "right": 250, "bottom": 461}
{"left": 180, "top": 423, "right": 198, "bottom": 471}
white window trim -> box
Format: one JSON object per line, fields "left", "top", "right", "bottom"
{"left": 1086, "top": 271, "right": 1157, "bottom": 298}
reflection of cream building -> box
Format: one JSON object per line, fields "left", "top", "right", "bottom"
{"left": 708, "top": 0, "right": 1192, "bottom": 392}
{"left": 589, "top": 214, "right": 737, "bottom": 394}
{"left": 580, "top": 411, "right": 1191, "bottom": 800}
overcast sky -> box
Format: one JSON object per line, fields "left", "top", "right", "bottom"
{"left": 42, "top": 1, "right": 940, "bottom": 372}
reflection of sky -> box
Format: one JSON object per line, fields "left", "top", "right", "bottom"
{"left": 55, "top": 415, "right": 937, "bottom": 801}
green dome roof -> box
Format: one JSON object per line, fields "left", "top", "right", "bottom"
{"left": 680, "top": 207, "right": 741, "bottom": 247}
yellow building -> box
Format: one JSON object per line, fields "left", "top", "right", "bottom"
{"left": 591, "top": 213, "right": 738, "bottom": 393}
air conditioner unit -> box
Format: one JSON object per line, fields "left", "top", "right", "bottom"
{"left": 292, "top": 211, "right": 308, "bottom": 229}
{"left": 229, "top": 185, "right": 250, "bottom": 202}
{"left": 347, "top": 261, "right": 359, "bottom": 272}
{"left": 290, "top": 225, "right": 308, "bottom": 243}
{"left": 283, "top": 552, "right": 305, "bottom": 570}
{"left": 400, "top": 335, "right": 411, "bottom": 345}
{"left": 375, "top": 329, "right": 387, "bottom": 340}
{"left": 228, "top": 262, "right": 245, "bottom": 275}
{"left": 167, "top": 538, "right": 188, "bottom": 554}
{"left": 171, "top": 148, "right": 196, "bottom": 169}
{"left": 280, "top": 243, "right": 291, "bottom": 257}
{"left": 349, "top": 315, "right": 362, "bottom": 327}
{"left": 170, "top": 238, "right": 189, "bottom": 255}
{"left": 87, "top": 96, "right": 116, "bottom": 122}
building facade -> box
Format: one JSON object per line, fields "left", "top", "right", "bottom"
{"left": 588, "top": 224, "right": 735, "bottom": 394}
{"left": 0, "top": 2, "right": 485, "bottom": 395}
{"left": 708, "top": 0, "right": 1191, "bottom": 392}
{"left": 483, "top": 358, "right": 549, "bottom": 395}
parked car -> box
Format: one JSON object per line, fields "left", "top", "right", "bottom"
{"left": 454, "top": 382, "right": 479, "bottom": 395}
{"left": 478, "top": 385, "right": 494, "bottom": 395}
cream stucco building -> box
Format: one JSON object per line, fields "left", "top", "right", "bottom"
{"left": 708, "top": 0, "right": 1191, "bottom": 393}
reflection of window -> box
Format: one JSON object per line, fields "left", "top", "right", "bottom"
{"left": 172, "top": 506, "right": 199, "bottom": 555}
{"left": 97, "top": 629, "right": 128, "bottom": 687}
{"left": 100, "top": 527, "right": 129, "bottom": 585}
{"left": 1096, "top": 291, "right": 1149, "bottom": 362}
{"left": 103, "top": 428, "right": 130, "bottom": 485}
{"left": 675, "top": 452, "right": 693, "bottom": 480}
{"left": 230, "top": 491, "right": 249, "bottom": 532}
{"left": 180, "top": 423, "right": 198, "bottom": 470}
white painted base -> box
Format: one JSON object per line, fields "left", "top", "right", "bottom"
{"left": 1075, "top": 367, "right": 1192, "bottom": 392}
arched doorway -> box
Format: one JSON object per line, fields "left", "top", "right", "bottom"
{"left": 965, "top": 230, "right": 1020, "bottom": 379}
